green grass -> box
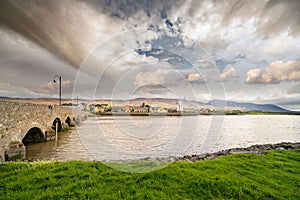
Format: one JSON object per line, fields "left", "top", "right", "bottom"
{"left": 0, "top": 150, "right": 299, "bottom": 199}
{"left": 244, "top": 111, "right": 300, "bottom": 115}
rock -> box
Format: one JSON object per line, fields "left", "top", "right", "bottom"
{"left": 196, "top": 153, "right": 208, "bottom": 160}
{"left": 177, "top": 142, "right": 300, "bottom": 162}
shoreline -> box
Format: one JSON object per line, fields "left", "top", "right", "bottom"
{"left": 174, "top": 142, "right": 300, "bottom": 162}
{"left": 22, "top": 141, "right": 300, "bottom": 163}
{"left": 93, "top": 111, "right": 300, "bottom": 116}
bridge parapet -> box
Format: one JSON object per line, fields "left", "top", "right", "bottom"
{"left": 0, "top": 101, "right": 89, "bottom": 162}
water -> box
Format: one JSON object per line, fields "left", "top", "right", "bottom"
{"left": 25, "top": 128, "right": 91, "bottom": 161}
{"left": 26, "top": 115, "right": 300, "bottom": 161}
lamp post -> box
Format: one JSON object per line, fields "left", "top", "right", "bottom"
{"left": 53, "top": 75, "right": 62, "bottom": 106}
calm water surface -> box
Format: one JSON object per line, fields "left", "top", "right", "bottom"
{"left": 26, "top": 115, "right": 300, "bottom": 161}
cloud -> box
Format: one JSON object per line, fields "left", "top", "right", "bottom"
{"left": 210, "top": 0, "right": 300, "bottom": 37}
{"left": 246, "top": 60, "right": 300, "bottom": 84}
{"left": 0, "top": 82, "right": 11, "bottom": 88}
{"left": 263, "top": 37, "right": 293, "bottom": 55}
{"left": 220, "top": 67, "right": 236, "bottom": 80}
{"left": 186, "top": 67, "right": 236, "bottom": 83}
{"left": 262, "top": 34, "right": 300, "bottom": 60}
{"left": 0, "top": 81, "right": 40, "bottom": 98}
{"left": 0, "top": 0, "right": 299, "bottom": 104}
{"left": 109, "top": 51, "right": 159, "bottom": 70}
{"left": 287, "top": 84, "right": 300, "bottom": 94}
{"left": 196, "top": 55, "right": 215, "bottom": 68}
{"left": 131, "top": 68, "right": 195, "bottom": 99}
{"left": 82, "top": 0, "right": 177, "bottom": 20}
{"left": 1, "top": 0, "right": 299, "bottom": 72}
{"left": 187, "top": 73, "right": 202, "bottom": 82}
{"left": 133, "top": 84, "right": 177, "bottom": 99}
{"left": 134, "top": 69, "right": 174, "bottom": 87}
{"left": 133, "top": 68, "right": 198, "bottom": 94}
{"left": 38, "top": 80, "right": 74, "bottom": 95}
{"left": 215, "top": 54, "right": 246, "bottom": 72}
{"left": 0, "top": 0, "right": 124, "bottom": 68}
{"left": 85, "top": 0, "right": 300, "bottom": 38}
{"left": 257, "top": 0, "right": 300, "bottom": 37}
{"left": 246, "top": 68, "right": 262, "bottom": 84}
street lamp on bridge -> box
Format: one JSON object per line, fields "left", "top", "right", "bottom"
{"left": 53, "top": 75, "right": 62, "bottom": 106}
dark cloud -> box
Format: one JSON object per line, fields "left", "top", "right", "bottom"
{"left": 81, "top": 0, "right": 180, "bottom": 19}
{"left": 0, "top": 0, "right": 299, "bottom": 103}
{"left": 0, "top": 0, "right": 81, "bottom": 67}
{"left": 136, "top": 47, "right": 193, "bottom": 69}
{"left": 1, "top": 0, "right": 298, "bottom": 70}
{"left": 218, "top": 0, "right": 300, "bottom": 37}
{"left": 136, "top": 18, "right": 196, "bottom": 70}
{"left": 0, "top": 0, "right": 124, "bottom": 68}
{"left": 259, "top": 0, "right": 300, "bottom": 36}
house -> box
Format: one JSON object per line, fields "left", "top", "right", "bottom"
{"left": 112, "top": 106, "right": 123, "bottom": 112}
{"left": 94, "top": 104, "right": 111, "bottom": 112}
{"left": 122, "top": 105, "right": 133, "bottom": 112}
{"left": 152, "top": 107, "right": 168, "bottom": 113}
{"left": 167, "top": 108, "right": 178, "bottom": 113}
{"left": 132, "top": 107, "right": 150, "bottom": 113}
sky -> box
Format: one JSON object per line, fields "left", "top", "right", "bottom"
{"left": 0, "top": 0, "right": 300, "bottom": 110}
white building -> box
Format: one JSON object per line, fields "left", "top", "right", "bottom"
{"left": 177, "top": 100, "right": 183, "bottom": 113}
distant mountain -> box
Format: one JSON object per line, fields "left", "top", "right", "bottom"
{"left": 0, "top": 96, "right": 292, "bottom": 112}
{"left": 207, "top": 100, "right": 290, "bottom": 112}
{"left": 129, "top": 98, "right": 290, "bottom": 112}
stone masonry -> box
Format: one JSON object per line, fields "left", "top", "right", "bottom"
{"left": 0, "top": 101, "right": 88, "bottom": 162}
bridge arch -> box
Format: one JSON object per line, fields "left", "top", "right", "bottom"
{"left": 22, "top": 127, "right": 45, "bottom": 145}
{"left": 52, "top": 117, "right": 62, "bottom": 132}
{"left": 65, "top": 116, "right": 71, "bottom": 127}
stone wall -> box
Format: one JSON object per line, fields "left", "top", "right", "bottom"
{"left": 0, "top": 101, "right": 88, "bottom": 162}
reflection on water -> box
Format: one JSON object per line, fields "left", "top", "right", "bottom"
{"left": 26, "top": 115, "right": 300, "bottom": 161}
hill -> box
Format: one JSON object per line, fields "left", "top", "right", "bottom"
{"left": 207, "top": 100, "right": 290, "bottom": 112}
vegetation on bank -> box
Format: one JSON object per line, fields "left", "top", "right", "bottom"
{"left": 243, "top": 111, "right": 300, "bottom": 115}
{"left": 223, "top": 110, "right": 300, "bottom": 115}
{"left": 93, "top": 110, "right": 300, "bottom": 116}
{"left": 0, "top": 150, "right": 299, "bottom": 199}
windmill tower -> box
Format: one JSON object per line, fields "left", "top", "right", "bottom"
{"left": 177, "top": 99, "right": 183, "bottom": 113}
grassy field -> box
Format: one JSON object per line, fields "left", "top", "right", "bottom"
{"left": 0, "top": 150, "right": 299, "bottom": 199}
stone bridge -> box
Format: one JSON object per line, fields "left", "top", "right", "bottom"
{"left": 0, "top": 101, "right": 89, "bottom": 162}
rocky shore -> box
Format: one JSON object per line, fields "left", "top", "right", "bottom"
{"left": 176, "top": 142, "right": 300, "bottom": 162}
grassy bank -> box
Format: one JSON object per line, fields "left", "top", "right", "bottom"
{"left": 0, "top": 150, "right": 299, "bottom": 199}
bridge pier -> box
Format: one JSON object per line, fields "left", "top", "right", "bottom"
{"left": 4, "top": 141, "right": 25, "bottom": 161}
{"left": 45, "top": 126, "right": 56, "bottom": 141}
